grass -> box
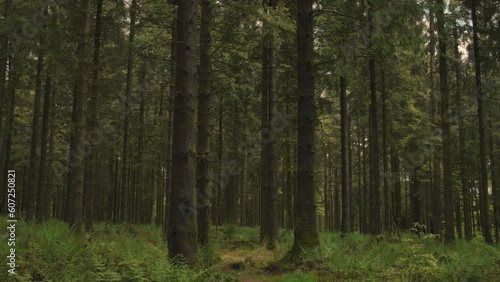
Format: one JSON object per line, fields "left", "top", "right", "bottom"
{"left": 1, "top": 218, "right": 499, "bottom": 281}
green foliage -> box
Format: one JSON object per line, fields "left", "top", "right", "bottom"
{"left": 317, "top": 233, "right": 500, "bottom": 282}
{"left": 1, "top": 221, "right": 498, "bottom": 281}
{"left": 198, "top": 243, "right": 221, "bottom": 269}
{"left": 439, "top": 239, "right": 500, "bottom": 281}
{"left": 0, "top": 217, "right": 225, "bottom": 281}
{"left": 220, "top": 224, "right": 237, "bottom": 243}
{"left": 217, "top": 224, "right": 260, "bottom": 246}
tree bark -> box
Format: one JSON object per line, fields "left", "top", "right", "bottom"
{"left": 368, "top": 0, "right": 381, "bottom": 235}
{"left": 333, "top": 168, "right": 340, "bottom": 231}
{"left": 471, "top": 0, "right": 492, "bottom": 244}
{"left": 240, "top": 139, "right": 248, "bottom": 226}
{"left": 164, "top": 11, "right": 176, "bottom": 231}
{"left": 410, "top": 168, "right": 421, "bottom": 224}
{"left": 69, "top": 0, "right": 92, "bottom": 232}
{"left": 121, "top": 0, "right": 138, "bottom": 223}
{"left": 381, "top": 71, "right": 391, "bottom": 233}
{"left": 282, "top": 0, "right": 319, "bottom": 262}
{"left": 26, "top": 40, "right": 46, "bottom": 221}
{"left": 65, "top": 83, "right": 78, "bottom": 223}
{"left": 214, "top": 96, "right": 223, "bottom": 226}
{"left": 260, "top": 0, "right": 279, "bottom": 249}
{"left": 490, "top": 125, "right": 500, "bottom": 242}
{"left": 84, "top": 0, "right": 103, "bottom": 230}
{"left": 348, "top": 118, "right": 355, "bottom": 230}
{"left": 429, "top": 6, "right": 442, "bottom": 236}
{"left": 340, "top": 76, "right": 351, "bottom": 234}
{"left": 260, "top": 38, "right": 270, "bottom": 233}
{"left": 136, "top": 65, "right": 147, "bottom": 224}
{"left": 35, "top": 76, "right": 52, "bottom": 221}
{"left": 112, "top": 155, "right": 119, "bottom": 223}
{"left": 436, "top": 0, "right": 454, "bottom": 243}
{"left": 226, "top": 100, "right": 240, "bottom": 225}
{"left": 47, "top": 86, "right": 56, "bottom": 218}
{"left": 456, "top": 48, "right": 472, "bottom": 239}
{"left": 166, "top": 0, "right": 199, "bottom": 265}
{"left": 324, "top": 155, "right": 331, "bottom": 231}
{"left": 361, "top": 125, "right": 369, "bottom": 233}
{"left": 391, "top": 148, "right": 401, "bottom": 229}
{"left": 155, "top": 84, "right": 166, "bottom": 226}
{"left": 196, "top": 0, "right": 213, "bottom": 245}
{"left": 453, "top": 26, "right": 466, "bottom": 239}
{"left": 356, "top": 119, "right": 362, "bottom": 232}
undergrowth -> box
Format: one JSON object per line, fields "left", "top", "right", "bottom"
{"left": 1, "top": 218, "right": 498, "bottom": 281}
{"left": 0, "top": 217, "right": 224, "bottom": 281}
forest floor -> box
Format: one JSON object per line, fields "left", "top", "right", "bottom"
{"left": 1, "top": 217, "right": 499, "bottom": 281}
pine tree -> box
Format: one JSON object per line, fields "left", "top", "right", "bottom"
{"left": 166, "top": 0, "right": 199, "bottom": 264}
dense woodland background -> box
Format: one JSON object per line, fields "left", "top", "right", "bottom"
{"left": 0, "top": 0, "right": 499, "bottom": 270}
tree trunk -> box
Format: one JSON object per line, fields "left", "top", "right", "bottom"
{"left": 260, "top": 36, "right": 270, "bottom": 233}
{"left": 121, "top": 0, "right": 138, "bottom": 223}
{"left": 282, "top": 0, "right": 319, "bottom": 262}
{"left": 112, "top": 155, "right": 119, "bottom": 224}
{"left": 348, "top": 117, "right": 355, "bottom": 230}
{"left": 429, "top": 7, "right": 442, "bottom": 236}
{"left": 356, "top": 119, "right": 362, "bottom": 232}
{"left": 84, "top": 0, "right": 103, "bottom": 230}
{"left": 155, "top": 84, "right": 166, "bottom": 226}
{"left": 323, "top": 156, "right": 330, "bottom": 231}
{"left": 69, "top": 0, "right": 92, "bottom": 232}
{"left": 474, "top": 182, "right": 480, "bottom": 234}
{"left": 136, "top": 65, "right": 147, "bottom": 224}
{"left": 214, "top": 96, "right": 223, "bottom": 226}
{"left": 391, "top": 148, "right": 401, "bottom": 229}
{"left": 361, "top": 125, "right": 369, "bottom": 233}
{"left": 196, "top": 0, "right": 212, "bottom": 245}
{"left": 333, "top": 168, "right": 340, "bottom": 231}
{"left": 65, "top": 83, "right": 78, "bottom": 223}
{"left": 452, "top": 26, "right": 463, "bottom": 239}
{"left": 166, "top": 0, "right": 199, "bottom": 265}
{"left": 381, "top": 71, "right": 391, "bottom": 233}
{"left": 47, "top": 86, "right": 56, "bottom": 218}
{"left": 436, "top": 0, "right": 454, "bottom": 243}
{"left": 490, "top": 126, "right": 500, "bottom": 242}
{"left": 260, "top": 0, "right": 279, "bottom": 249}
{"left": 26, "top": 43, "right": 46, "bottom": 221}
{"left": 163, "top": 9, "right": 176, "bottom": 231}
{"left": 35, "top": 76, "right": 52, "bottom": 221}
{"left": 451, "top": 28, "right": 472, "bottom": 241}
{"left": 340, "top": 76, "right": 351, "bottom": 234}
{"left": 410, "top": 168, "right": 421, "bottom": 224}
{"left": 471, "top": 0, "right": 492, "bottom": 244}
{"left": 368, "top": 0, "right": 381, "bottom": 235}
{"left": 240, "top": 140, "right": 248, "bottom": 226}
{"left": 226, "top": 99, "right": 240, "bottom": 225}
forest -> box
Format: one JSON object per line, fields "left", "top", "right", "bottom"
{"left": 0, "top": 0, "right": 499, "bottom": 281}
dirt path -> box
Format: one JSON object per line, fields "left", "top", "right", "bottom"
{"left": 218, "top": 247, "right": 278, "bottom": 282}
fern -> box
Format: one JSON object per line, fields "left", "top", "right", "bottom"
{"left": 93, "top": 256, "right": 121, "bottom": 282}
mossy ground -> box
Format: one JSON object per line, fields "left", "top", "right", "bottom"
{"left": 1, "top": 218, "right": 498, "bottom": 281}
